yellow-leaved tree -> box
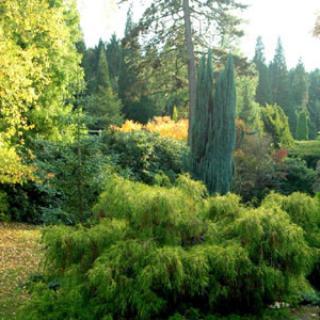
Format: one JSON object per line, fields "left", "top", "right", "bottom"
{"left": 0, "top": 0, "right": 83, "bottom": 183}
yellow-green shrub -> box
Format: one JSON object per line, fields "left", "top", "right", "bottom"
{"left": 22, "top": 176, "right": 314, "bottom": 319}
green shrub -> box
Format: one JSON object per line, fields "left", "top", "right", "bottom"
{"left": 233, "top": 134, "right": 275, "bottom": 203}
{"left": 2, "top": 137, "right": 114, "bottom": 224}
{"left": 103, "top": 130, "right": 190, "bottom": 184}
{"left": 273, "top": 158, "right": 317, "bottom": 196}
{"left": 262, "top": 192, "right": 320, "bottom": 289}
{"left": 289, "top": 140, "right": 320, "bottom": 168}
{"left": 0, "top": 191, "right": 9, "bottom": 221}
{"left": 1, "top": 182, "right": 45, "bottom": 223}
{"left": 22, "top": 175, "right": 313, "bottom": 319}
{"left": 262, "top": 192, "right": 320, "bottom": 247}
{"left": 261, "top": 104, "right": 294, "bottom": 148}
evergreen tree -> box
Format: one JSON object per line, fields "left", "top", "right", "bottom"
{"left": 289, "top": 59, "right": 308, "bottom": 136}
{"left": 172, "top": 106, "right": 179, "bottom": 122}
{"left": 253, "top": 37, "right": 272, "bottom": 105}
{"left": 194, "top": 55, "right": 236, "bottom": 194}
{"left": 85, "top": 44, "right": 123, "bottom": 130}
{"left": 296, "top": 108, "right": 309, "bottom": 140}
{"left": 83, "top": 48, "right": 98, "bottom": 94}
{"left": 118, "top": 9, "right": 156, "bottom": 123}
{"left": 237, "top": 76, "right": 262, "bottom": 132}
{"left": 205, "top": 55, "right": 236, "bottom": 194}
{"left": 121, "top": 0, "right": 246, "bottom": 141}
{"left": 290, "top": 59, "right": 308, "bottom": 108}
{"left": 261, "top": 105, "right": 294, "bottom": 148}
{"left": 191, "top": 53, "right": 213, "bottom": 177}
{"left": 308, "top": 69, "right": 320, "bottom": 138}
{"left": 269, "top": 39, "right": 292, "bottom": 129}
{"left": 106, "top": 34, "right": 122, "bottom": 91}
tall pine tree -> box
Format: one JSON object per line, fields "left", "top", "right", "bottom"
{"left": 85, "top": 42, "right": 123, "bottom": 130}
{"left": 118, "top": 9, "right": 155, "bottom": 123}
{"left": 106, "top": 34, "right": 122, "bottom": 91}
{"left": 289, "top": 59, "right": 308, "bottom": 136}
{"left": 253, "top": 37, "right": 272, "bottom": 105}
{"left": 269, "top": 39, "right": 292, "bottom": 131}
{"left": 308, "top": 70, "right": 320, "bottom": 138}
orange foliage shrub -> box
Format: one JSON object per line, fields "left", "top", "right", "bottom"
{"left": 114, "top": 116, "right": 188, "bottom": 141}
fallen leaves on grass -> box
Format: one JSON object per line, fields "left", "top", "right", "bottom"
{"left": 0, "top": 223, "right": 41, "bottom": 319}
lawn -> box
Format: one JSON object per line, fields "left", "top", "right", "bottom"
{"left": 0, "top": 223, "right": 41, "bottom": 320}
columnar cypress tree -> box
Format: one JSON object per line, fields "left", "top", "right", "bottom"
{"left": 296, "top": 108, "right": 309, "bottom": 140}
{"left": 203, "top": 55, "right": 236, "bottom": 194}
{"left": 289, "top": 59, "right": 308, "bottom": 136}
{"left": 253, "top": 37, "right": 272, "bottom": 105}
{"left": 192, "top": 54, "right": 236, "bottom": 194}
{"left": 191, "top": 52, "right": 213, "bottom": 177}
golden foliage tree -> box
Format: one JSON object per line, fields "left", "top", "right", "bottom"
{"left": 0, "top": 0, "right": 83, "bottom": 183}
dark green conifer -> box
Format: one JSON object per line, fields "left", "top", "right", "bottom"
{"left": 192, "top": 53, "right": 236, "bottom": 194}
{"left": 253, "top": 37, "right": 272, "bottom": 105}
{"left": 85, "top": 43, "right": 123, "bottom": 130}
{"left": 191, "top": 52, "right": 213, "bottom": 177}
{"left": 289, "top": 59, "right": 308, "bottom": 136}
{"left": 308, "top": 69, "right": 320, "bottom": 138}
{"left": 203, "top": 55, "right": 236, "bottom": 194}
{"left": 106, "top": 34, "right": 122, "bottom": 91}
{"left": 269, "top": 39, "right": 292, "bottom": 129}
{"left": 296, "top": 108, "right": 309, "bottom": 140}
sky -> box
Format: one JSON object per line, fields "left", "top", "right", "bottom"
{"left": 77, "top": 0, "right": 320, "bottom": 70}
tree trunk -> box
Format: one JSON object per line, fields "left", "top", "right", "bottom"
{"left": 182, "top": 0, "right": 196, "bottom": 144}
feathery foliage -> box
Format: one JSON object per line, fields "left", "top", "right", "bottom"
{"left": 21, "top": 175, "right": 314, "bottom": 319}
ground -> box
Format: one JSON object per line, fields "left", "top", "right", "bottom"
{"left": 0, "top": 223, "right": 41, "bottom": 320}
{"left": 0, "top": 223, "right": 318, "bottom": 320}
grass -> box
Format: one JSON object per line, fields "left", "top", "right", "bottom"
{"left": 0, "top": 223, "right": 41, "bottom": 320}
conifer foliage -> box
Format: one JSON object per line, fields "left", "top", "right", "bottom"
{"left": 21, "top": 176, "right": 313, "bottom": 320}
{"left": 191, "top": 53, "right": 236, "bottom": 195}
{"left": 296, "top": 108, "right": 309, "bottom": 140}
{"left": 253, "top": 37, "right": 272, "bottom": 106}
{"left": 85, "top": 43, "right": 123, "bottom": 130}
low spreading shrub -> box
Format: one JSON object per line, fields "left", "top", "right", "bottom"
{"left": 273, "top": 158, "right": 317, "bottom": 195}
{"left": 22, "top": 176, "right": 314, "bottom": 319}
{"left": 262, "top": 192, "right": 320, "bottom": 289}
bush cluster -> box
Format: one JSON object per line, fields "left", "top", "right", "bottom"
{"left": 103, "top": 130, "right": 190, "bottom": 184}
{"left": 22, "top": 175, "right": 317, "bottom": 320}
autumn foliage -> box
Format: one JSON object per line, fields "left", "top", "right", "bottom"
{"left": 113, "top": 116, "right": 188, "bottom": 141}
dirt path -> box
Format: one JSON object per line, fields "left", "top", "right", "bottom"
{"left": 0, "top": 223, "right": 41, "bottom": 320}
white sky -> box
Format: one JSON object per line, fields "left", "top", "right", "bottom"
{"left": 77, "top": 0, "right": 320, "bottom": 70}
